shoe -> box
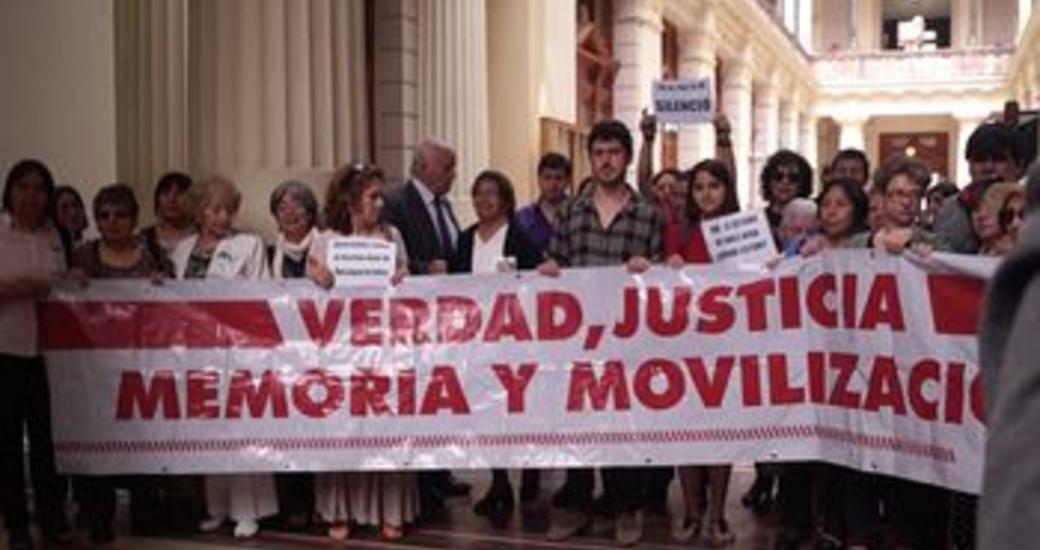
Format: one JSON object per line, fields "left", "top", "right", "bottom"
{"left": 198, "top": 516, "right": 225, "bottom": 532}
{"left": 233, "top": 519, "right": 259, "bottom": 538}
{"left": 381, "top": 523, "right": 404, "bottom": 540}
{"left": 328, "top": 523, "right": 350, "bottom": 541}
{"left": 473, "top": 488, "right": 515, "bottom": 518}
{"left": 615, "top": 510, "right": 643, "bottom": 547}
{"left": 672, "top": 515, "right": 702, "bottom": 542}
{"left": 442, "top": 477, "right": 471, "bottom": 497}
{"left": 90, "top": 522, "right": 116, "bottom": 545}
{"left": 550, "top": 483, "right": 589, "bottom": 509}
{"left": 704, "top": 517, "right": 736, "bottom": 547}
{"left": 8, "top": 530, "right": 33, "bottom": 550}
{"left": 546, "top": 508, "right": 590, "bottom": 541}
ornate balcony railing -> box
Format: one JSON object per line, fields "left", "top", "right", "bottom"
{"left": 814, "top": 47, "right": 1012, "bottom": 90}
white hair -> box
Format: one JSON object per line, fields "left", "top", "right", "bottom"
{"left": 781, "top": 198, "right": 818, "bottom": 225}
{"left": 410, "top": 138, "right": 455, "bottom": 178}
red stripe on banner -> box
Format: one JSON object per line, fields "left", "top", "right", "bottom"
{"left": 52, "top": 425, "right": 956, "bottom": 463}
{"left": 40, "top": 301, "right": 283, "bottom": 350}
{"left": 926, "top": 274, "right": 986, "bottom": 336}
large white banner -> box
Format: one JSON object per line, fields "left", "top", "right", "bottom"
{"left": 42, "top": 251, "right": 993, "bottom": 494}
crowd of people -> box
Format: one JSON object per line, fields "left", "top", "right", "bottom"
{"left": 1, "top": 113, "right": 1037, "bottom": 550}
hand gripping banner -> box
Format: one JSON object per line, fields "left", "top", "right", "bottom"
{"left": 41, "top": 251, "right": 994, "bottom": 494}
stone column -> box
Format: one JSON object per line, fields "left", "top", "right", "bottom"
{"left": 797, "top": 0, "right": 814, "bottom": 52}
{"left": 188, "top": 0, "right": 369, "bottom": 189}
{"left": 613, "top": 0, "right": 663, "bottom": 183}
{"left": 372, "top": 0, "right": 420, "bottom": 184}
{"left": 848, "top": 0, "right": 858, "bottom": 49}
{"left": 1020, "top": 0, "right": 1033, "bottom": 38}
{"left": 750, "top": 74, "right": 780, "bottom": 209}
{"left": 417, "top": 0, "right": 490, "bottom": 224}
{"left": 956, "top": 115, "right": 983, "bottom": 185}
{"left": 676, "top": 5, "right": 717, "bottom": 169}
{"left": 721, "top": 51, "right": 754, "bottom": 206}
{"left": 837, "top": 116, "right": 867, "bottom": 152}
{"left": 114, "top": 0, "right": 189, "bottom": 203}
{"left": 799, "top": 111, "right": 819, "bottom": 174}
{"left": 778, "top": 93, "right": 800, "bottom": 151}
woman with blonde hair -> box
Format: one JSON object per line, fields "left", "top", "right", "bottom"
{"left": 170, "top": 176, "right": 276, "bottom": 538}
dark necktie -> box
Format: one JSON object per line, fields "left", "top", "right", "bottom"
{"left": 433, "top": 195, "right": 454, "bottom": 256}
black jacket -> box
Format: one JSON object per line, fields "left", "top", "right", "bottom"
{"left": 449, "top": 221, "right": 542, "bottom": 274}
{"left": 382, "top": 180, "right": 459, "bottom": 274}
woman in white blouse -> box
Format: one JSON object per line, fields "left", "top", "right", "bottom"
{"left": 171, "top": 176, "right": 276, "bottom": 538}
{"left": 0, "top": 159, "right": 72, "bottom": 550}
{"left": 307, "top": 163, "right": 411, "bottom": 541}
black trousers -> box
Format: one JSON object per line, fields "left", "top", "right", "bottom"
{"left": 559, "top": 467, "right": 652, "bottom": 514}
{"left": 0, "top": 354, "right": 66, "bottom": 537}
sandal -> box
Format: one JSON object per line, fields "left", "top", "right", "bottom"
{"left": 381, "top": 523, "right": 404, "bottom": 540}
{"left": 328, "top": 522, "right": 350, "bottom": 541}
{"left": 703, "top": 517, "right": 736, "bottom": 547}
{"left": 672, "top": 515, "right": 702, "bottom": 542}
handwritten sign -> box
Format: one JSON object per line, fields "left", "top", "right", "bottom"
{"left": 652, "top": 78, "right": 713, "bottom": 125}
{"left": 326, "top": 236, "right": 396, "bottom": 287}
{"left": 702, "top": 210, "right": 777, "bottom": 265}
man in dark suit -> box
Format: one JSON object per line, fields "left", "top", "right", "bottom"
{"left": 383, "top": 139, "right": 461, "bottom": 275}
{"left": 382, "top": 139, "right": 470, "bottom": 514}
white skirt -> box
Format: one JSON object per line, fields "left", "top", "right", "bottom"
{"left": 314, "top": 472, "right": 419, "bottom": 527}
{"left": 204, "top": 474, "right": 279, "bottom": 522}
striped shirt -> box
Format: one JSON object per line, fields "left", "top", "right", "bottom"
{"left": 548, "top": 185, "right": 663, "bottom": 268}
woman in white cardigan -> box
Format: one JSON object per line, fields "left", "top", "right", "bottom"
{"left": 170, "top": 176, "right": 276, "bottom": 538}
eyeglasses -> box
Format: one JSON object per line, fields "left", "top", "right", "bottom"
{"left": 775, "top": 169, "right": 801, "bottom": 182}
{"left": 999, "top": 206, "right": 1023, "bottom": 230}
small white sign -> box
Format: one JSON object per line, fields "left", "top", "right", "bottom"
{"left": 325, "top": 236, "right": 396, "bottom": 287}
{"left": 651, "top": 78, "right": 713, "bottom": 125}
{"left": 702, "top": 210, "right": 777, "bottom": 266}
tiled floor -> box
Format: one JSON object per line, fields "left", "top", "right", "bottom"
{"left": 2, "top": 467, "right": 780, "bottom": 549}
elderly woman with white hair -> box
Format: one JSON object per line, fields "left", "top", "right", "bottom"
{"left": 269, "top": 180, "right": 320, "bottom": 280}
{"left": 169, "top": 176, "right": 276, "bottom": 538}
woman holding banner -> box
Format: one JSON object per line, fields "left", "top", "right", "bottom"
{"left": 666, "top": 158, "right": 740, "bottom": 546}
{"left": 170, "top": 176, "right": 276, "bottom": 539}
{"left": 0, "top": 159, "right": 72, "bottom": 550}
{"left": 307, "top": 163, "right": 413, "bottom": 541}
{"left": 449, "top": 170, "right": 541, "bottom": 520}
{"left": 68, "top": 183, "right": 172, "bottom": 544}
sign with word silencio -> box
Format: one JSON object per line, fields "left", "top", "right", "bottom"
{"left": 41, "top": 251, "right": 991, "bottom": 494}
{"left": 652, "top": 78, "right": 714, "bottom": 125}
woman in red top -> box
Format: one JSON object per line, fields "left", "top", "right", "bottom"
{"left": 667, "top": 158, "right": 739, "bottom": 546}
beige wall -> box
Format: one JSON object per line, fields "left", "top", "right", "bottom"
{"left": 487, "top": 0, "right": 576, "bottom": 204}
{"left": 0, "top": 0, "right": 117, "bottom": 215}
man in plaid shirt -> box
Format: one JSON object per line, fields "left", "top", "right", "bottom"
{"left": 538, "top": 119, "right": 662, "bottom": 546}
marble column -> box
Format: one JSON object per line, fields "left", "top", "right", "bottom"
{"left": 114, "top": 0, "right": 189, "bottom": 203}
{"left": 837, "top": 116, "right": 867, "bottom": 152}
{"left": 956, "top": 115, "right": 983, "bottom": 185}
{"left": 751, "top": 74, "right": 780, "bottom": 208}
{"left": 676, "top": 5, "right": 717, "bottom": 169}
{"left": 797, "top": 0, "right": 814, "bottom": 52}
{"left": 417, "top": 0, "right": 490, "bottom": 225}
{"left": 721, "top": 51, "right": 754, "bottom": 206}
{"left": 799, "top": 111, "right": 819, "bottom": 175}
{"left": 613, "top": 0, "right": 663, "bottom": 184}
{"left": 778, "top": 94, "right": 800, "bottom": 152}
{"left": 372, "top": 0, "right": 420, "bottom": 184}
